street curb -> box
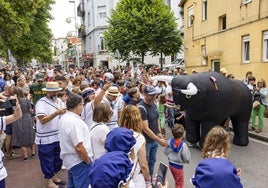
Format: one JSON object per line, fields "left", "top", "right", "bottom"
{"left": 230, "top": 127, "right": 268, "bottom": 142}
{"left": 248, "top": 131, "right": 268, "bottom": 142}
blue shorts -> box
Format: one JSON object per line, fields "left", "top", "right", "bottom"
{"left": 38, "top": 142, "right": 62, "bottom": 179}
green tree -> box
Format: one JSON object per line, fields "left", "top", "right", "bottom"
{"left": 104, "top": 0, "right": 182, "bottom": 67}
{"left": 0, "top": 0, "right": 54, "bottom": 66}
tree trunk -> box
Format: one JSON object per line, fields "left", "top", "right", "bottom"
{"left": 160, "top": 52, "right": 163, "bottom": 71}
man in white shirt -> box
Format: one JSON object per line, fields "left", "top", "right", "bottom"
{"left": 58, "top": 94, "right": 93, "bottom": 188}
{"left": 35, "top": 82, "right": 67, "bottom": 188}
{"left": 101, "top": 86, "right": 123, "bottom": 130}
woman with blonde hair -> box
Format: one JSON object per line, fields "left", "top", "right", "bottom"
{"left": 119, "top": 105, "right": 151, "bottom": 188}
{"left": 191, "top": 126, "right": 243, "bottom": 188}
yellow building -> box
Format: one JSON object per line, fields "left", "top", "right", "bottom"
{"left": 179, "top": 0, "right": 268, "bottom": 82}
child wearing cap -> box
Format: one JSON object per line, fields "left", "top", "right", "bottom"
{"left": 81, "top": 83, "right": 110, "bottom": 129}
{"left": 191, "top": 126, "right": 242, "bottom": 188}
{"left": 164, "top": 124, "right": 191, "bottom": 188}
{"left": 89, "top": 127, "right": 137, "bottom": 188}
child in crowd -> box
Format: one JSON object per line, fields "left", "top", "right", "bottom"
{"left": 191, "top": 126, "right": 243, "bottom": 188}
{"left": 57, "top": 91, "right": 68, "bottom": 107}
{"left": 164, "top": 124, "right": 191, "bottom": 188}
{"left": 157, "top": 94, "right": 175, "bottom": 136}
{"left": 173, "top": 105, "right": 185, "bottom": 128}
{"left": 157, "top": 94, "right": 167, "bottom": 137}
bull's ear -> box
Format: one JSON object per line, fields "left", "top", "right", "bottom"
{"left": 181, "top": 83, "right": 198, "bottom": 95}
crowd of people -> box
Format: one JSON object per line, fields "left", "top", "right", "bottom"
{"left": 0, "top": 63, "right": 266, "bottom": 187}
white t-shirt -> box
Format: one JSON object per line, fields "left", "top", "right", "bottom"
{"left": 59, "top": 111, "right": 93, "bottom": 170}
{"left": 166, "top": 84, "right": 174, "bottom": 105}
{"left": 129, "top": 131, "right": 146, "bottom": 188}
{"left": 47, "top": 68, "right": 54, "bottom": 78}
{"left": 81, "top": 101, "right": 94, "bottom": 129}
{"left": 89, "top": 122, "right": 110, "bottom": 161}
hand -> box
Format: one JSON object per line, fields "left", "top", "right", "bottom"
{"left": 57, "top": 108, "right": 67, "bottom": 115}
{"left": 237, "top": 167, "right": 242, "bottom": 176}
{"left": 103, "top": 82, "right": 111, "bottom": 91}
{"left": 157, "top": 132, "right": 163, "bottom": 139}
{"left": 158, "top": 138, "right": 167, "bottom": 146}
{"left": 157, "top": 181, "right": 169, "bottom": 188}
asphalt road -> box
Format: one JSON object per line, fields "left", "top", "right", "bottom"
{"left": 156, "top": 129, "right": 268, "bottom": 188}
{"left": 3, "top": 129, "right": 268, "bottom": 188}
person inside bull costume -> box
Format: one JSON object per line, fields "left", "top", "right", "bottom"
{"left": 152, "top": 72, "right": 252, "bottom": 147}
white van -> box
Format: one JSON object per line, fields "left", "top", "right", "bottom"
{"left": 164, "top": 58, "right": 185, "bottom": 71}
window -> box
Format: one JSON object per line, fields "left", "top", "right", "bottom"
{"left": 243, "top": 0, "right": 252, "bottom": 4}
{"left": 202, "top": 0, "right": 207, "bottom": 21}
{"left": 98, "top": 6, "right": 107, "bottom": 19}
{"left": 219, "top": 15, "right": 226, "bottom": 30}
{"left": 242, "top": 35, "right": 250, "bottom": 63}
{"left": 188, "top": 6, "right": 194, "bottom": 27}
{"left": 263, "top": 31, "right": 268, "bottom": 61}
{"left": 99, "top": 36, "right": 107, "bottom": 51}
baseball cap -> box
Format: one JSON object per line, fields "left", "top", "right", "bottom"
{"left": 81, "top": 87, "right": 95, "bottom": 100}
{"left": 36, "top": 73, "right": 44, "bottom": 82}
{"left": 144, "top": 86, "right": 158, "bottom": 95}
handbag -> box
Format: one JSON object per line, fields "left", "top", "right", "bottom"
{"left": 253, "top": 101, "right": 260, "bottom": 109}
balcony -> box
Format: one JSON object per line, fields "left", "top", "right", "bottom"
{"left": 78, "top": 24, "right": 86, "bottom": 38}
{"left": 77, "top": 2, "right": 85, "bottom": 17}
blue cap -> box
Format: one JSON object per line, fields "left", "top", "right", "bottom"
{"left": 191, "top": 158, "right": 243, "bottom": 188}
{"left": 105, "top": 127, "right": 136, "bottom": 153}
{"left": 89, "top": 151, "right": 133, "bottom": 188}
{"left": 81, "top": 87, "right": 95, "bottom": 100}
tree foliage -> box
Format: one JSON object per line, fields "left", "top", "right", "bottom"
{"left": 0, "top": 0, "right": 54, "bottom": 66}
{"left": 104, "top": 0, "right": 182, "bottom": 64}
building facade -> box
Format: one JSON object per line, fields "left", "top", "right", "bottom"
{"left": 77, "top": 0, "right": 184, "bottom": 69}
{"left": 51, "top": 37, "right": 82, "bottom": 70}
{"left": 179, "top": 0, "right": 268, "bottom": 81}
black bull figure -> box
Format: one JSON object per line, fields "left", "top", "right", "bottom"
{"left": 170, "top": 72, "right": 252, "bottom": 146}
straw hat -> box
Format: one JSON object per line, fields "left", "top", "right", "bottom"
{"left": 106, "top": 86, "right": 119, "bottom": 96}
{"left": 42, "top": 82, "right": 62, "bottom": 92}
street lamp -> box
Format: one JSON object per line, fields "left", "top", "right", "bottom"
{"left": 66, "top": 0, "right": 80, "bottom": 69}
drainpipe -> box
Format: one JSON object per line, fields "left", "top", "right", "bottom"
{"left": 258, "top": 0, "right": 261, "bottom": 19}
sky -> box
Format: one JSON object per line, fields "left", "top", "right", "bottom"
{"left": 48, "top": 0, "right": 80, "bottom": 39}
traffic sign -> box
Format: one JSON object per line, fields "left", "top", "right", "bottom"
{"left": 68, "top": 57, "right": 73, "bottom": 62}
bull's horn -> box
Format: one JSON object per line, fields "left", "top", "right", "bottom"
{"left": 181, "top": 83, "right": 198, "bottom": 95}
{"left": 150, "top": 76, "right": 173, "bottom": 84}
